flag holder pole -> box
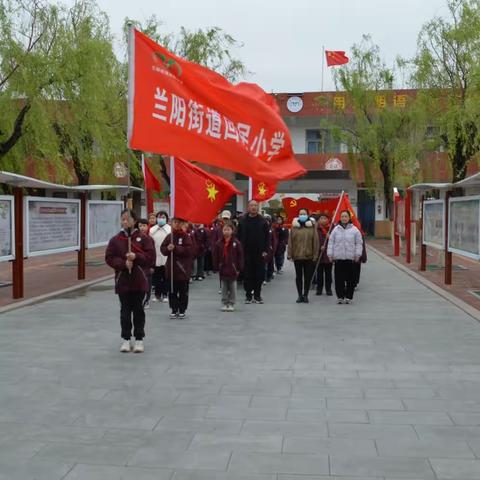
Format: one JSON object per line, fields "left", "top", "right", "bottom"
{"left": 169, "top": 157, "right": 175, "bottom": 305}
{"left": 321, "top": 45, "right": 325, "bottom": 92}
{"left": 311, "top": 190, "right": 345, "bottom": 284}
{"left": 126, "top": 22, "right": 135, "bottom": 211}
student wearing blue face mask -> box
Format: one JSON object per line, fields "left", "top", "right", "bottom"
{"left": 287, "top": 208, "right": 319, "bottom": 303}
{"left": 149, "top": 211, "right": 171, "bottom": 303}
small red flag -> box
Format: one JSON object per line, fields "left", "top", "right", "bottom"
{"left": 325, "top": 50, "right": 349, "bottom": 67}
{"left": 250, "top": 178, "right": 277, "bottom": 202}
{"left": 171, "top": 158, "right": 241, "bottom": 224}
{"left": 141, "top": 156, "right": 161, "bottom": 192}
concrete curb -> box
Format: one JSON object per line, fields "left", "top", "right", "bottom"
{"left": 0, "top": 274, "right": 113, "bottom": 315}
{"left": 369, "top": 245, "right": 480, "bottom": 323}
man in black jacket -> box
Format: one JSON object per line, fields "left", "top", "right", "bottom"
{"left": 237, "top": 200, "right": 270, "bottom": 304}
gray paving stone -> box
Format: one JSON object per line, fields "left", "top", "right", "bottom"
{"left": 173, "top": 472, "right": 275, "bottom": 480}
{"left": 154, "top": 418, "right": 243, "bottom": 434}
{"left": 449, "top": 412, "right": 480, "bottom": 426}
{"left": 0, "top": 460, "right": 74, "bottom": 480}
{"left": 205, "top": 405, "right": 288, "bottom": 421}
{"left": 368, "top": 410, "right": 454, "bottom": 425}
{"left": 189, "top": 433, "right": 283, "bottom": 452}
{"left": 416, "top": 425, "right": 480, "bottom": 441}
{"left": 63, "top": 464, "right": 173, "bottom": 480}
{"left": 327, "top": 398, "right": 405, "bottom": 410}
{"left": 283, "top": 436, "right": 377, "bottom": 455}
{"left": 287, "top": 408, "right": 368, "bottom": 423}
{"left": 364, "top": 388, "right": 438, "bottom": 399}
{"left": 331, "top": 455, "right": 435, "bottom": 478}
{"left": 328, "top": 423, "right": 418, "bottom": 440}
{"left": 430, "top": 459, "right": 480, "bottom": 479}
{"left": 376, "top": 438, "right": 475, "bottom": 458}
{"left": 404, "top": 399, "right": 480, "bottom": 412}
{"left": 241, "top": 420, "right": 327, "bottom": 436}
{"left": 228, "top": 452, "right": 329, "bottom": 475}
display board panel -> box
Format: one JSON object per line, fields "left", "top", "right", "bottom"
{"left": 87, "top": 201, "right": 123, "bottom": 248}
{"left": 448, "top": 196, "right": 480, "bottom": 260}
{"left": 0, "top": 195, "right": 14, "bottom": 262}
{"left": 423, "top": 200, "right": 445, "bottom": 250}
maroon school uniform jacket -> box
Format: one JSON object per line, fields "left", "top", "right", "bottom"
{"left": 194, "top": 226, "right": 209, "bottom": 257}
{"left": 274, "top": 225, "right": 289, "bottom": 255}
{"left": 160, "top": 230, "right": 194, "bottom": 282}
{"left": 317, "top": 223, "right": 332, "bottom": 264}
{"left": 265, "top": 226, "right": 278, "bottom": 263}
{"left": 105, "top": 229, "right": 156, "bottom": 294}
{"left": 212, "top": 237, "right": 244, "bottom": 280}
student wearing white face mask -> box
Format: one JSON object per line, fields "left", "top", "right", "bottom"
{"left": 287, "top": 208, "right": 319, "bottom": 303}
{"left": 149, "top": 211, "right": 172, "bottom": 303}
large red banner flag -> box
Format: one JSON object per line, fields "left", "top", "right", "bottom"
{"left": 325, "top": 50, "right": 349, "bottom": 67}
{"left": 127, "top": 28, "right": 306, "bottom": 183}
{"left": 249, "top": 178, "right": 277, "bottom": 203}
{"left": 141, "top": 155, "right": 161, "bottom": 192}
{"left": 171, "top": 157, "right": 241, "bottom": 224}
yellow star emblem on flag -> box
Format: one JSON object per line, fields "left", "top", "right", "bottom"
{"left": 206, "top": 180, "right": 219, "bottom": 202}
{"left": 257, "top": 182, "right": 267, "bottom": 197}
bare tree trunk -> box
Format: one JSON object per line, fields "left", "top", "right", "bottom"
{"left": 0, "top": 102, "right": 31, "bottom": 158}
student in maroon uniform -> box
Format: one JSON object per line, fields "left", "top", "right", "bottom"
{"left": 193, "top": 224, "right": 209, "bottom": 280}
{"left": 160, "top": 217, "right": 194, "bottom": 319}
{"left": 274, "top": 216, "right": 289, "bottom": 274}
{"left": 315, "top": 212, "right": 333, "bottom": 296}
{"left": 212, "top": 222, "right": 244, "bottom": 312}
{"left": 105, "top": 209, "right": 155, "bottom": 353}
{"left": 137, "top": 218, "right": 157, "bottom": 309}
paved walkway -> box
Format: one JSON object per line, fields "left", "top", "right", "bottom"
{"left": 1, "top": 250, "right": 480, "bottom": 479}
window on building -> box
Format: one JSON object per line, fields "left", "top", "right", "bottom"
{"left": 305, "top": 129, "right": 342, "bottom": 154}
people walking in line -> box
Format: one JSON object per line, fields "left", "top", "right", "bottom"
{"left": 212, "top": 222, "right": 244, "bottom": 312}
{"left": 237, "top": 200, "right": 269, "bottom": 304}
{"left": 137, "top": 218, "right": 156, "bottom": 309}
{"left": 287, "top": 208, "right": 319, "bottom": 303}
{"left": 327, "top": 210, "right": 363, "bottom": 304}
{"left": 149, "top": 211, "right": 171, "bottom": 303}
{"left": 263, "top": 214, "right": 277, "bottom": 284}
{"left": 274, "top": 216, "right": 289, "bottom": 274}
{"left": 160, "top": 217, "right": 194, "bottom": 319}
{"left": 315, "top": 212, "right": 333, "bottom": 296}
{"left": 105, "top": 209, "right": 155, "bottom": 353}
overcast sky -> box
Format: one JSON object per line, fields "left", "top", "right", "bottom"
{"left": 82, "top": 0, "right": 448, "bottom": 93}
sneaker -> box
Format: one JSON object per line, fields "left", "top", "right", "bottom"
{"left": 218, "top": 289, "right": 222, "bottom": 294}
{"left": 162, "top": 296, "right": 169, "bottom": 303}
{"left": 169, "top": 312, "right": 178, "bottom": 319}
{"left": 143, "top": 301, "right": 150, "bottom": 310}
{"left": 296, "top": 296, "right": 303, "bottom": 303}
{"left": 345, "top": 299, "right": 352, "bottom": 304}
{"left": 227, "top": 304, "right": 235, "bottom": 312}
{"left": 133, "top": 340, "right": 144, "bottom": 353}
{"left": 277, "top": 270, "right": 283, "bottom": 275}
{"left": 152, "top": 297, "right": 159, "bottom": 302}
{"left": 262, "top": 281, "right": 267, "bottom": 286}
{"left": 178, "top": 313, "right": 187, "bottom": 319}
{"left": 315, "top": 290, "right": 322, "bottom": 296}
{"left": 197, "top": 277, "right": 204, "bottom": 281}
{"left": 337, "top": 298, "right": 345, "bottom": 304}
{"left": 326, "top": 290, "right": 333, "bottom": 296}
{"left": 303, "top": 295, "right": 309, "bottom": 303}
{"left": 245, "top": 297, "right": 252, "bottom": 304}
{"left": 221, "top": 305, "right": 229, "bottom": 312}
{"left": 254, "top": 297, "right": 264, "bottom": 304}
{"left": 120, "top": 340, "right": 131, "bottom": 352}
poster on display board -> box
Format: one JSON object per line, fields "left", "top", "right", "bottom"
{"left": 423, "top": 200, "right": 445, "bottom": 250}
{"left": 395, "top": 199, "right": 405, "bottom": 237}
{"left": 448, "top": 196, "right": 480, "bottom": 260}
{"left": 0, "top": 196, "right": 14, "bottom": 262}
{"left": 26, "top": 197, "right": 80, "bottom": 257}
{"left": 88, "top": 201, "right": 124, "bottom": 248}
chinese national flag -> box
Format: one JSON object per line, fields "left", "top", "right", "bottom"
{"left": 171, "top": 157, "right": 241, "bottom": 224}
{"left": 325, "top": 50, "right": 349, "bottom": 67}
{"left": 141, "top": 156, "right": 161, "bottom": 192}
{"left": 250, "top": 178, "right": 277, "bottom": 202}
{"left": 128, "top": 28, "right": 306, "bottom": 182}
{"left": 331, "top": 193, "right": 362, "bottom": 231}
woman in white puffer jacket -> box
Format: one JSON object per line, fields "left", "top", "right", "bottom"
{"left": 149, "top": 211, "right": 172, "bottom": 302}
{"left": 327, "top": 210, "right": 363, "bottom": 304}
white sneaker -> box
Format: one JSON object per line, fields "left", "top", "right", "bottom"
{"left": 120, "top": 340, "right": 131, "bottom": 352}
{"left": 178, "top": 313, "right": 187, "bottom": 319}
{"left": 169, "top": 312, "right": 178, "bottom": 319}
{"left": 227, "top": 305, "right": 235, "bottom": 312}
{"left": 162, "top": 296, "right": 169, "bottom": 303}
{"left": 218, "top": 289, "right": 222, "bottom": 294}
{"left": 152, "top": 297, "right": 158, "bottom": 302}
{"left": 143, "top": 301, "right": 150, "bottom": 310}
{"left": 262, "top": 281, "right": 267, "bottom": 286}
{"left": 133, "top": 340, "right": 144, "bottom": 353}
{"left": 221, "top": 305, "right": 229, "bottom": 312}
{"left": 337, "top": 298, "right": 345, "bottom": 304}
{"left": 345, "top": 299, "right": 352, "bottom": 304}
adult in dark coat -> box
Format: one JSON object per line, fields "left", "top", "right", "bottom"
{"left": 236, "top": 200, "right": 269, "bottom": 303}
{"left": 264, "top": 215, "right": 277, "bottom": 283}
{"left": 105, "top": 209, "right": 155, "bottom": 352}
{"left": 160, "top": 218, "right": 194, "bottom": 318}
{"left": 193, "top": 224, "right": 209, "bottom": 280}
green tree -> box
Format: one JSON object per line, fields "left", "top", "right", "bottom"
{"left": 328, "top": 36, "right": 423, "bottom": 218}
{"left": 412, "top": 0, "right": 480, "bottom": 182}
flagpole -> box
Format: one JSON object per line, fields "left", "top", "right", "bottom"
{"left": 126, "top": 22, "right": 135, "bottom": 210}
{"left": 248, "top": 177, "right": 252, "bottom": 200}
{"left": 312, "top": 190, "right": 345, "bottom": 282}
{"left": 169, "top": 156, "right": 175, "bottom": 301}
{"left": 321, "top": 45, "right": 325, "bottom": 92}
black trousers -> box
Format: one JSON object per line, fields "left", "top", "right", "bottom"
{"left": 293, "top": 260, "right": 315, "bottom": 297}
{"left": 153, "top": 266, "right": 169, "bottom": 297}
{"left": 244, "top": 254, "right": 265, "bottom": 299}
{"left": 334, "top": 260, "right": 356, "bottom": 300}
{"left": 274, "top": 251, "right": 285, "bottom": 271}
{"left": 353, "top": 262, "right": 361, "bottom": 286}
{"left": 316, "top": 264, "right": 333, "bottom": 294}
{"left": 196, "top": 254, "right": 205, "bottom": 278}
{"left": 144, "top": 274, "right": 153, "bottom": 304}
{"left": 265, "top": 259, "right": 274, "bottom": 281}
{"left": 169, "top": 281, "right": 189, "bottom": 314}
{"left": 119, "top": 292, "right": 145, "bottom": 340}
{"left": 204, "top": 251, "right": 213, "bottom": 273}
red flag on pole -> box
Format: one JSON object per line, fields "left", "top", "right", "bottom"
{"left": 141, "top": 155, "right": 161, "bottom": 214}
{"left": 325, "top": 50, "right": 349, "bottom": 67}
{"left": 249, "top": 178, "right": 277, "bottom": 202}
{"left": 127, "top": 28, "right": 306, "bottom": 182}
{"left": 171, "top": 158, "right": 241, "bottom": 224}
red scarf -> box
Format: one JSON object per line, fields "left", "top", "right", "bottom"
{"left": 319, "top": 222, "right": 331, "bottom": 236}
